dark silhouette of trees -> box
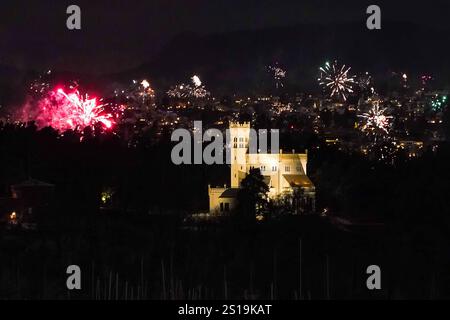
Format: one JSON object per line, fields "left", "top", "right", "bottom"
{"left": 443, "top": 106, "right": 450, "bottom": 141}
{"left": 236, "top": 168, "right": 269, "bottom": 221}
{"left": 1, "top": 121, "right": 450, "bottom": 299}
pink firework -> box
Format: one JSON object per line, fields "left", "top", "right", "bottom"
{"left": 56, "top": 88, "right": 113, "bottom": 129}
{"left": 29, "top": 88, "right": 114, "bottom": 131}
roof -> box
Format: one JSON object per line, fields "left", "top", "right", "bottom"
{"left": 12, "top": 179, "right": 55, "bottom": 188}
{"left": 219, "top": 188, "right": 240, "bottom": 198}
{"left": 283, "top": 174, "right": 315, "bottom": 188}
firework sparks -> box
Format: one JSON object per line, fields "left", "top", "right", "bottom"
{"left": 29, "top": 70, "right": 52, "bottom": 96}
{"left": 167, "top": 75, "right": 210, "bottom": 99}
{"left": 318, "top": 60, "right": 355, "bottom": 101}
{"left": 56, "top": 88, "right": 113, "bottom": 129}
{"left": 358, "top": 101, "right": 393, "bottom": 134}
{"left": 421, "top": 75, "right": 433, "bottom": 87}
{"left": 167, "top": 84, "right": 188, "bottom": 99}
{"left": 22, "top": 87, "right": 115, "bottom": 132}
{"left": 357, "top": 100, "right": 397, "bottom": 163}
{"left": 430, "top": 94, "right": 448, "bottom": 111}
{"left": 358, "top": 72, "right": 374, "bottom": 93}
{"left": 123, "top": 79, "right": 156, "bottom": 102}
{"left": 141, "top": 79, "right": 150, "bottom": 89}
{"left": 138, "top": 80, "right": 155, "bottom": 103}
{"left": 191, "top": 75, "right": 202, "bottom": 87}
{"left": 113, "top": 79, "right": 155, "bottom": 117}
{"left": 268, "top": 64, "right": 286, "bottom": 89}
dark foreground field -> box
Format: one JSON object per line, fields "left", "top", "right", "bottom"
{"left": 1, "top": 213, "right": 449, "bottom": 300}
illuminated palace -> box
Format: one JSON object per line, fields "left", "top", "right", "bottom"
{"left": 208, "top": 121, "right": 315, "bottom": 215}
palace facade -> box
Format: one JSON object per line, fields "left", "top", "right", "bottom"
{"left": 208, "top": 122, "right": 315, "bottom": 215}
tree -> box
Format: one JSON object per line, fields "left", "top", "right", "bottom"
{"left": 237, "top": 168, "right": 269, "bottom": 221}
{"left": 443, "top": 105, "right": 450, "bottom": 141}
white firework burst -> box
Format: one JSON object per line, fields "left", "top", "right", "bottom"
{"left": 191, "top": 75, "right": 202, "bottom": 87}
{"left": 318, "top": 60, "right": 355, "bottom": 101}
{"left": 358, "top": 101, "right": 393, "bottom": 134}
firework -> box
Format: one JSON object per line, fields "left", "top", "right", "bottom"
{"left": 358, "top": 101, "right": 393, "bottom": 134}
{"left": 268, "top": 64, "right": 286, "bottom": 89}
{"left": 271, "top": 101, "right": 293, "bottom": 116}
{"left": 358, "top": 72, "right": 373, "bottom": 91}
{"left": 167, "top": 75, "right": 210, "bottom": 99}
{"left": 318, "top": 61, "right": 355, "bottom": 101}
{"left": 138, "top": 79, "right": 155, "bottom": 101}
{"left": 430, "top": 94, "right": 448, "bottom": 112}
{"left": 357, "top": 100, "right": 397, "bottom": 163}
{"left": 128, "top": 79, "right": 155, "bottom": 103}
{"left": 420, "top": 75, "right": 433, "bottom": 89}
{"left": 362, "top": 140, "right": 398, "bottom": 164}
{"left": 23, "top": 87, "right": 114, "bottom": 131}
{"left": 167, "top": 84, "right": 188, "bottom": 99}
{"left": 191, "top": 75, "right": 202, "bottom": 87}
{"left": 29, "top": 70, "right": 52, "bottom": 96}
{"left": 401, "top": 73, "right": 408, "bottom": 88}
{"left": 112, "top": 79, "right": 155, "bottom": 123}
{"left": 56, "top": 88, "right": 113, "bottom": 129}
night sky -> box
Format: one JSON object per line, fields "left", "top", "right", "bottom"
{"left": 0, "top": 0, "right": 449, "bottom": 74}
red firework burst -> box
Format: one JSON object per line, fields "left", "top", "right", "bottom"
{"left": 31, "top": 87, "right": 115, "bottom": 131}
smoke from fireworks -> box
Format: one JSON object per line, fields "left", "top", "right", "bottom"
{"left": 318, "top": 60, "right": 355, "bottom": 101}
